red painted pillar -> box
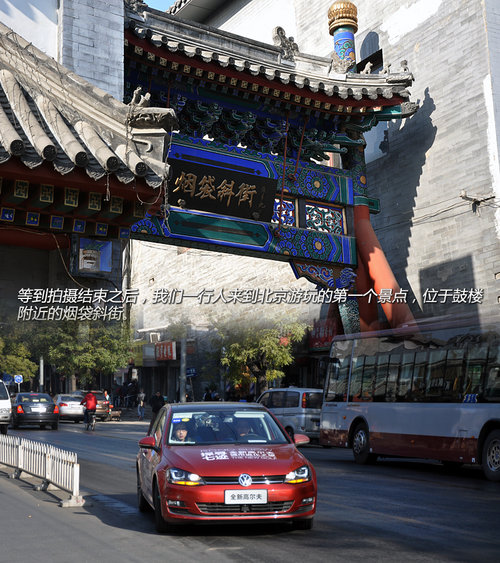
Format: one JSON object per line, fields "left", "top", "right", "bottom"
{"left": 354, "top": 205, "right": 415, "bottom": 329}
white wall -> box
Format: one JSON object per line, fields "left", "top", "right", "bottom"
{"left": 0, "top": 0, "right": 58, "bottom": 57}
{"left": 208, "top": 0, "right": 298, "bottom": 47}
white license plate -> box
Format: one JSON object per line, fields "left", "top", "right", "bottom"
{"left": 32, "top": 407, "right": 46, "bottom": 413}
{"left": 224, "top": 489, "right": 268, "bottom": 504}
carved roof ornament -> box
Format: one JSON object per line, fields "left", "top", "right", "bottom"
{"left": 127, "top": 87, "right": 179, "bottom": 131}
{"left": 272, "top": 27, "right": 299, "bottom": 62}
{"left": 124, "top": 0, "right": 149, "bottom": 12}
{"left": 329, "top": 52, "right": 356, "bottom": 74}
{"left": 328, "top": 1, "right": 358, "bottom": 35}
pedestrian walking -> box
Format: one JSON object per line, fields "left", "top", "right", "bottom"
{"left": 148, "top": 391, "right": 165, "bottom": 433}
{"left": 137, "top": 388, "right": 146, "bottom": 420}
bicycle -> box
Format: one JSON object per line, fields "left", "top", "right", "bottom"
{"left": 85, "top": 410, "right": 97, "bottom": 431}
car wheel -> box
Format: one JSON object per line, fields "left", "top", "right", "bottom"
{"left": 137, "top": 471, "right": 150, "bottom": 513}
{"left": 153, "top": 482, "right": 169, "bottom": 533}
{"left": 352, "top": 422, "right": 377, "bottom": 465}
{"left": 293, "top": 518, "right": 313, "bottom": 530}
{"left": 482, "top": 429, "right": 500, "bottom": 482}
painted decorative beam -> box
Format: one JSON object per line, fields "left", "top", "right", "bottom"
{"left": 131, "top": 207, "right": 357, "bottom": 267}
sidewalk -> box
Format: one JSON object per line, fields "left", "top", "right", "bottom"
{"left": 112, "top": 404, "right": 152, "bottom": 422}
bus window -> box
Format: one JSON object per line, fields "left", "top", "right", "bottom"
{"left": 411, "top": 351, "right": 428, "bottom": 401}
{"left": 484, "top": 345, "right": 500, "bottom": 401}
{"left": 444, "top": 349, "right": 465, "bottom": 402}
{"left": 374, "top": 354, "right": 389, "bottom": 401}
{"left": 361, "top": 356, "right": 376, "bottom": 401}
{"left": 325, "top": 356, "right": 349, "bottom": 402}
{"left": 349, "top": 356, "right": 363, "bottom": 401}
{"left": 397, "top": 351, "right": 414, "bottom": 401}
{"left": 463, "top": 344, "right": 488, "bottom": 397}
{"left": 426, "top": 350, "right": 447, "bottom": 400}
{"left": 386, "top": 353, "right": 400, "bottom": 402}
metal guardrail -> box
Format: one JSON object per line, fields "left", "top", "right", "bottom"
{"left": 0, "top": 434, "right": 83, "bottom": 507}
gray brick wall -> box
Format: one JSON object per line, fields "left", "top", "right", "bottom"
{"left": 58, "top": 0, "right": 124, "bottom": 100}
{"left": 128, "top": 241, "right": 321, "bottom": 335}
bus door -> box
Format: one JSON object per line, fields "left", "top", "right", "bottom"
{"left": 320, "top": 340, "right": 353, "bottom": 447}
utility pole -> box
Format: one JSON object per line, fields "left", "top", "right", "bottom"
{"left": 39, "top": 356, "right": 44, "bottom": 393}
{"left": 179, "top": 338, "right": 186, "bottom": 402}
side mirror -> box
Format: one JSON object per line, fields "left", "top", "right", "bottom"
{"left": 139, "top": 436, "right": 159, "bottom": 452}
{"left": 294, "top": 433, "right": 310, "bottom": 446}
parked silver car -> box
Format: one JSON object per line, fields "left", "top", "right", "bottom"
{"left": 257, "top": 387, "right": 323, "bottom": 441}
{"left": 54, "top": 394, "right": 85, "bottom": 423}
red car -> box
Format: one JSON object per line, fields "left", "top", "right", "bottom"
{"left": 137, "top": 402, "right": 317, "bottom": 532}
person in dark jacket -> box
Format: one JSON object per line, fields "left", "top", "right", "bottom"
{"left": 148, "top": 391, "right": 165, "bottom": 432}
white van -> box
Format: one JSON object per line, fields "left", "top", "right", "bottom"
{"left": 0, "top": 380, "right": 11, "bottom": 435}
{"left": 257, "top": 387, "right": 323, "bottom": 441}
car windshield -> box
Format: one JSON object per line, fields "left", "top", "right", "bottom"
{"left": 167, "top": 409, "right": 289, "bottom": 446}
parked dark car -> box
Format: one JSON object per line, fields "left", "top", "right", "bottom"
{"left": 11, "top": 393, "right": 59, "bottom": 430}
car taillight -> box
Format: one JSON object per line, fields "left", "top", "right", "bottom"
{"left": 17, "top": 405, "right": 24, "bottom": 414}
{"left": 59, "top": 403, "right": 68, "bottom": 407}
{"left": 103, "top": 401, "right": 109, "bottom": 406}
{"left": 54, "top": 405, "right": 59, "bottom": 414}
{"left": 302, "top": 393, "right": 307, "bottom": 409}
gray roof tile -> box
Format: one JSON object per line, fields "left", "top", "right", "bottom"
{"left": 0, "top": 22, "right": 178, "bottom": 189}
{"left": 125, "top": 7, "right": 416, "bottom": 108}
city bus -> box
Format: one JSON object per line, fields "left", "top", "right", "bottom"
{"left": 319, "top": 314, "right": 500, "bottom": 481}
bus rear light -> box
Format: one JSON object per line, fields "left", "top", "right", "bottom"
{"left": 302, "top": 393, "right": 307, "bottom": 408}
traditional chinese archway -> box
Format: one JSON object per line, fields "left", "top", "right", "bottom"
{"left": 125, "top": 1, "right": 417, "bottom": 331}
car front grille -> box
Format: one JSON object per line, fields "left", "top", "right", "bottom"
{"left": 203, "top": 475, "right": 285, "bottom": 485}
{"left": 196, "top": 501, "right": 293, "bottom": 514}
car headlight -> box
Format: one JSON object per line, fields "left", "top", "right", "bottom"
{"left": 284, "top": 465, "right": 310, "bottom": 484}
{"left": 167, "top": 467, "right": 204, "bottom": 486}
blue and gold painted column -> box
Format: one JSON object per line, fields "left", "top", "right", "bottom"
{"left": 328, "top": 1, "right": 358, "bottom": 72}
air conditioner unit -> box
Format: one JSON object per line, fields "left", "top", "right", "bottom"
{"left": 149, "top": 332, "right": 161, "bottom": 343}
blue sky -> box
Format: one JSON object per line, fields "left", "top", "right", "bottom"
{"left": 146, "top": 0, "right": 177, "bottom": 10}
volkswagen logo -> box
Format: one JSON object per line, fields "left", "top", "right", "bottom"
{"left": 238, "top": 473, "right": 252, "bottom": 487}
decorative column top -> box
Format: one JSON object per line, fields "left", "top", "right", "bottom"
{"left": 328, "top": 1, "right": 358, "bottom": 34}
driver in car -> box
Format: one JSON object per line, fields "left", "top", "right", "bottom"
{"left": 172, "top": 422, "right": 191, "bottom": 442}
{"left": 236, "top": 418, "right": 252, "bottom": 437}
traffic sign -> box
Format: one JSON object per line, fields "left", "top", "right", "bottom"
{"left": 186, "top": 367, "right": 197, "bottom": 377}
{"left": 14, "top": 375, "right": 23, "bottom": 384}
